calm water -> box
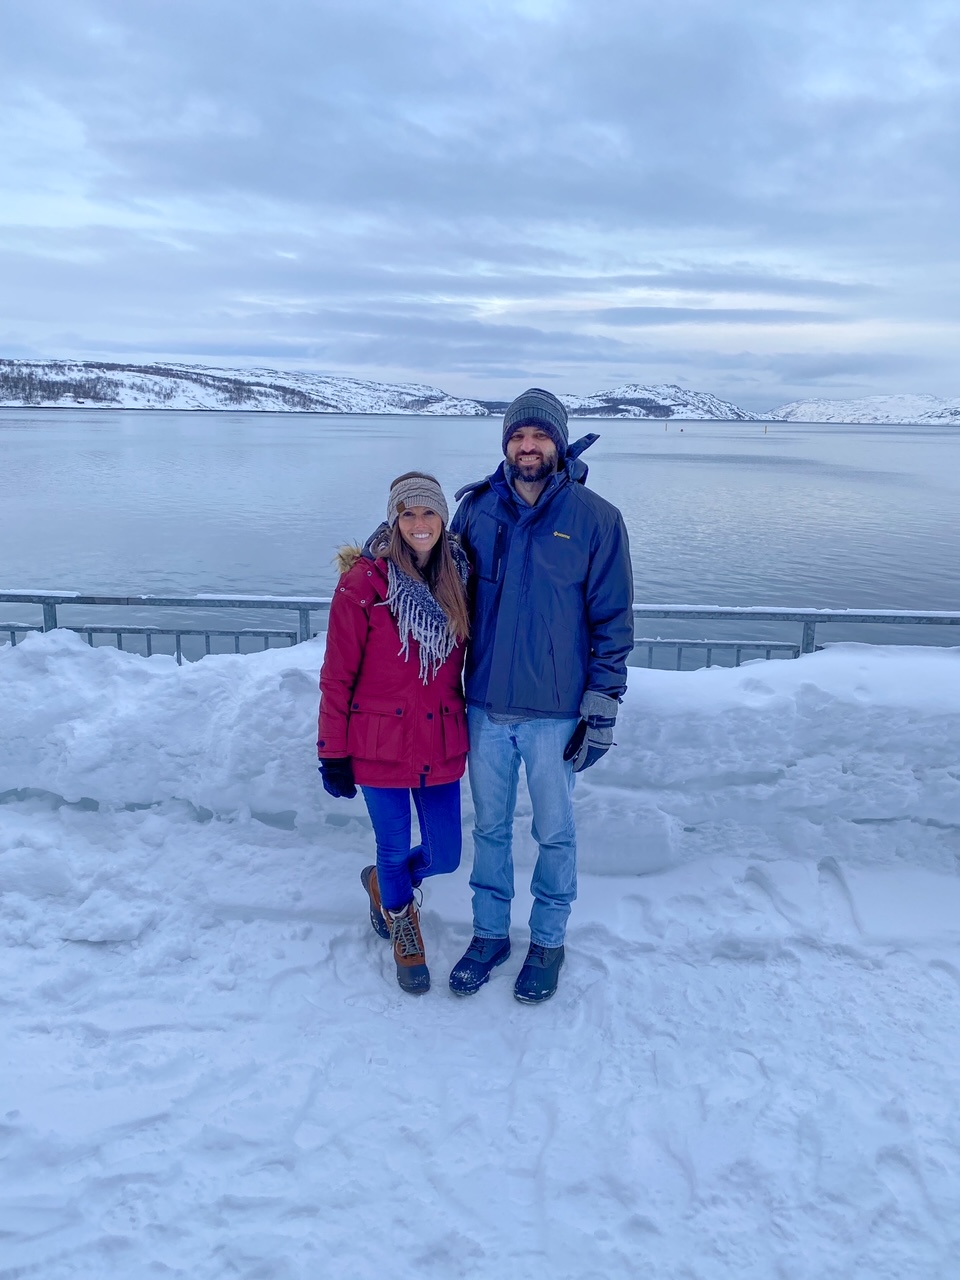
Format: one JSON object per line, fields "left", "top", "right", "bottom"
{"left": 2, "top": 409, "right": 959, "bottom": 648}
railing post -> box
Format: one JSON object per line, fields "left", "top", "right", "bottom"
{"left": 298, "top": 607, "right": 311, "bottom": 644}
{"left": 42, "top": 601, "right": 58, "bottom": 631}
{"left": 800, "top": 620, "right": 817, "bottom": 654}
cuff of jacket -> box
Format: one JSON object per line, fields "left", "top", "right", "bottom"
{"left": 580, "top": 690, "right": 619, "bottom": 722}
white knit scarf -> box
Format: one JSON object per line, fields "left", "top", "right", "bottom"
{"left": 385, "top": 539, "right": 470, "bottom": 683}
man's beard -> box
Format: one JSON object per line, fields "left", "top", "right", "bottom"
{"left": 506, "top": 455, "right": 557, "bottom": 484}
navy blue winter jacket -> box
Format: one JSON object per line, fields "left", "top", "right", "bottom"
{"left": 451, "top": 435, "right": 634, "bottom": 719}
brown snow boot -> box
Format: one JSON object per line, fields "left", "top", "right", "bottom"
{"left": 360, "top": 865, "right": 390, "bottom": 939}
{"left": 383, "top": 899, "right": 430, "bottom": 994}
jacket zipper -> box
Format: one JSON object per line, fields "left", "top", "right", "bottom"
{"left": 493, "top": 521, "right": 507, "bottom": 580}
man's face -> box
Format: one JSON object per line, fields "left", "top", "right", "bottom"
{"left": 505, "top": 425, "right": 559, "bottom": 484}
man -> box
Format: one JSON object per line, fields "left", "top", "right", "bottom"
{"left": 449, "top": 387, "right": 634, "bottom": 1003}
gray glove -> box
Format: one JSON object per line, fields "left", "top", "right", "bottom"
{"left": 563, "top": 690, "right": 619, "bottom": 772}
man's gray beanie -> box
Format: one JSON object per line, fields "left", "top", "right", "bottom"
{"left": 501, "top": 388, "right": 569, "bottom": 456}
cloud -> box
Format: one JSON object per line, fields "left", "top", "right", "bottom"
{"left": 588, "top": 307, "right": 840, "bottom": 326}
{"left": 1, "top": 0, "right": 959, "bottom": 404}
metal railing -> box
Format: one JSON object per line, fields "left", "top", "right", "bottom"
{"left": 3, "top": 591, "right": 960, "bottom": 668}
{"left": 630, "top": 604, "right": 960, "bottom": 667}
{"left": 0, "top": 592, "right": 321, "bottom": 664}
{"left": 633, "top": 638, "right": 801, "bottom": 669}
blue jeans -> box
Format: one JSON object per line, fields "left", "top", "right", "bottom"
{"left": 466, "top": 707, "right": 579, "bottom": 948}
{"left": 361, "top": 781, "right": 463, "bottom": 912}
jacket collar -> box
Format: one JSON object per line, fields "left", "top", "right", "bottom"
{"left": 454, "top": 432, "right": 598, "bottom": 504}
{"left": 361, "top": 521, "right": 390, "bottom": 562}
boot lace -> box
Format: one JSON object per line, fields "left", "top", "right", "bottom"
{"left": 527, "top": 943, "right": 549, "bottom": 965}
{"left": 390, "top": 907, "right": 424, "bottom": 959}
{"left": 471, "top": 935, "right": 505, "bottom": 959}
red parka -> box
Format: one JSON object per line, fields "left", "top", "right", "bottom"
{"left": 317, "top": 549, "right": 469, "bottom": 788}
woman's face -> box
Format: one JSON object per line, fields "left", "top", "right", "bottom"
{"left": 398, "top": 505, "right": 443, "bottom": 562}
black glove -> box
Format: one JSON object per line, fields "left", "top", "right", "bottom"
{"left": 563, "top": 691, "right": 619, "bottom": 773}
{"left": 318, "top": 757, "right": 357, "bottom": 799}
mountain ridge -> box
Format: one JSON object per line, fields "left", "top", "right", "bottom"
{"left": 1, "top": 359, "right": 958, "bottom": 423}
{"left": 0, "top": 359, "right": 485, "bottom": 416}
{"left": 766, "top": 393, "right": 960, "bottom": 425}
{"left": 559, "top": 382, "right": 756, "bottom": 420}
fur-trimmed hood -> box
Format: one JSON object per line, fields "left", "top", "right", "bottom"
{"left": 335, "top": 544, "right": 363, "bottom": 575}
{"left": 335, "top": 522, "right": 391, "bottom": 575}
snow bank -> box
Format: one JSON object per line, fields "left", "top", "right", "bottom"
{"left": 2, "top": 631, "right": 960, "bottom": 1278}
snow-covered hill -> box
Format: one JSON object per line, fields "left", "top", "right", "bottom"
{"left": 767, "top": 394, "right": 960, "bottom": 425}
{"left": 5, "top": 359, "right": 959, "bottom": 424}
{"left": 0, "top": 360, "right": 487, "bottom": 415}
{"left": 0, "top": 361, "right": 757, "bottom": 419}
{"left": 560, "top": 382, "right": 758, "bottom": 420}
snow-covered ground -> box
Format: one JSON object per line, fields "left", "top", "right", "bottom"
{"left": 2, "top": 630, "right": 960, "bottom": 1279}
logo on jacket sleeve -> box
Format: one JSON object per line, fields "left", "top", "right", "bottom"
{"left": 553, "top": 530, "right": 571, "bottom": 539}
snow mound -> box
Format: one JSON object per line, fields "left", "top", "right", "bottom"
{"left": 2, "top": 630, "right": 960, "bottom": 1278}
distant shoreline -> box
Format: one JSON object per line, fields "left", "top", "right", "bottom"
{"left": 4, "top": 359, "right": 958, "bottom": 424}
{"left": 1, "top": 404, "right": 950, "bottom": 427}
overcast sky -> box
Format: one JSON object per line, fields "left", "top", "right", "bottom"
{"left": 2, "top": 0, "right": 958, "bottom": 409}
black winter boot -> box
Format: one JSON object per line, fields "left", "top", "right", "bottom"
{"left": 513, "top": 943, "right": 564, "bottom": 1003}
{"left": 449, "top": 935, "right": 511, "bottom": 996}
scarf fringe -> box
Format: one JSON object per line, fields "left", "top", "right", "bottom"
{"left": 385, "top": 541, "right": 469, "bottom": 684}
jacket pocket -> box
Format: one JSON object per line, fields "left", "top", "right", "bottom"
{"left": 347, "top": 696, "right": 407, "bottom": 763}
{"left": 473, "top": 511, "right": 508, "bottom": 582}
{"left": 547, "top": 619, "right": 587, "bottom": 715}
{"left": 440, "top": 702, "right": 469, "bottom": 760}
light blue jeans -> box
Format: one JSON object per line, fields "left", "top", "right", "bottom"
{"left": 466, "top": 707, "right": 579, "bottom": 949}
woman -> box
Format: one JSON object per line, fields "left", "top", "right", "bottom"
{"left": 317, "top": 472, "right": 470, "bottom": 995}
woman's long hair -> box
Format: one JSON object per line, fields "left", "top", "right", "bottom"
{"left": 384, "top": 472, "right": 470, "bottom": 643}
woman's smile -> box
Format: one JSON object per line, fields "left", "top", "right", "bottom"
{"left": 398, "top": 506, "right": 443, "bottom": 562}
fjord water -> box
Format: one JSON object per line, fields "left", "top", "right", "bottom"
{"left": 1, "top": 409, "right": 959, "bottom": 645}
